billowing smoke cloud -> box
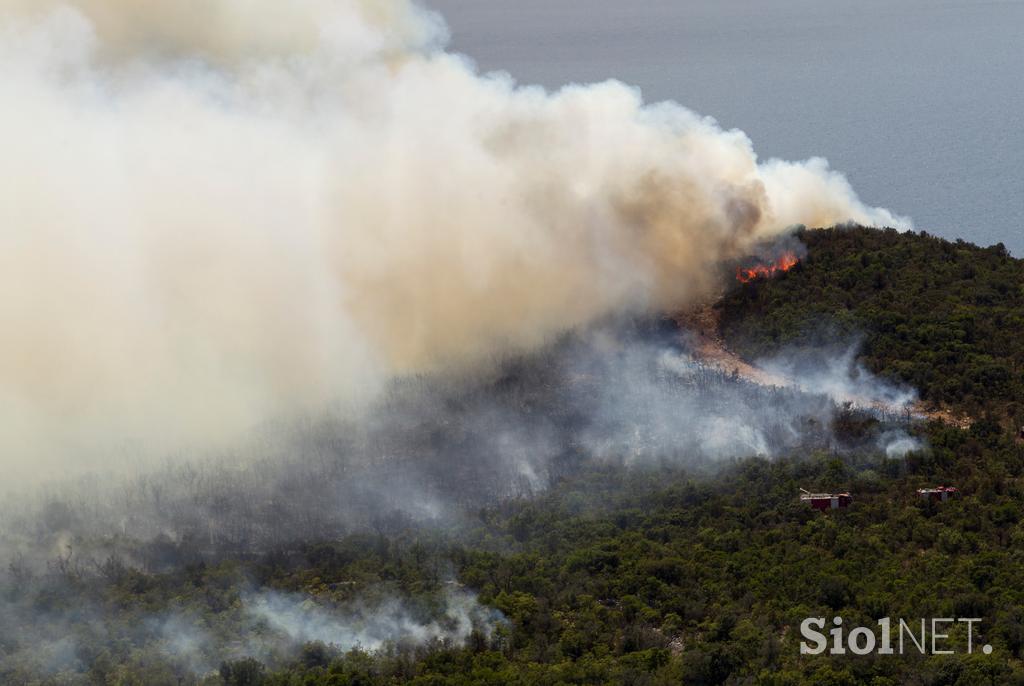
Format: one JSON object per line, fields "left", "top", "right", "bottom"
{"left": 0, "top": 0, "right": 910, "bottom": 477}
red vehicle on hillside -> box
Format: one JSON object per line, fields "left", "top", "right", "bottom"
{"left": 917, "top": 486, "right": 960, "bottom": 502}
{"left": 800, "top": 489, "right": 853, "bottom": 511}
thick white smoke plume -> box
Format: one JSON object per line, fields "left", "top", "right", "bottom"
{"left": 0, "top": 0, "right": 910, "bottom": 476}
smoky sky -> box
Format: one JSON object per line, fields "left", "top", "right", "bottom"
{"left": 430, "top": 0, "right": 1024, "bottom": 255}
{"left": 0, "top": 0, "right": 908, "bottom": 481}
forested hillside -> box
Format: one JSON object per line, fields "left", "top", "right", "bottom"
{"left": 719, "top": 226, "right": 1024, "bottom": 424}
{"left": 4, "top": 227, "right": 1024, "bottom": 685}
{"left": 6, "top": 422, "right": 1021, "bottom": 685}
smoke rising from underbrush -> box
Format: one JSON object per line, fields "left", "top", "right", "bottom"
{"left": 246, "top": 588, "right": 502, "bottom": 655}
{"left": 0, "top": 320, "right": 924, "bottom": 567}
{"left": 0, "top": 575, "right": 500, "bottom": 680}
{"left": 0, "top": 0, "right": 910, "bottom": 476}
{"left": 758, "top": 344, "right": 918, "bottom": 410}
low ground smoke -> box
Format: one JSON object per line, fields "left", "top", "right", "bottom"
{"left": 876, "top": 430, "right": 925, "bottom": 458}
{"left": 758, "top": 344, "right": 918, "bottom": 410}
{"left": 247, "top": 587, "right": 502, "bottom": 654}
{"left": 0, "top": 319, "right": 925, "bottom": 565}
{"left": 0, "top": 0, "right": 910, "bottom": 477}
{"left": 0, "top": 576, "right": 499, "bottom": 681}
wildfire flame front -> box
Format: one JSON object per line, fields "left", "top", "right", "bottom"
{"left": 736, "top": 252, "right": 800, "bottom": 283}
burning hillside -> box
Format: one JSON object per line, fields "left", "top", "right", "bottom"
{"left": 0, "top": 0, "right": 911, "bottom": 481}
{"left": 736, "top": 251, "right": 801, "bottom": 283}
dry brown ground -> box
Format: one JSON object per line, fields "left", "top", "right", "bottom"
{"left": 675, "top": 301, "right": 972, "bottom": 429}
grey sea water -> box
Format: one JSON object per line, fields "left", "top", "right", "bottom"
{"left": 431, "top": 0, "right": 1024, "bottom": 254}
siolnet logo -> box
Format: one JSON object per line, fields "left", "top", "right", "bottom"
{"left": 800, "top": 617, "right": 991, "bottom": 656}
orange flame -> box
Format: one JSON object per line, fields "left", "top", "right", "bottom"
{"left": 736, "top": 251, "right": 799, "bottom": 283}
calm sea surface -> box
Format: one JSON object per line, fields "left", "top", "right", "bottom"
{"left": 431, "top": 0, "right": 1024, "bottom": 254}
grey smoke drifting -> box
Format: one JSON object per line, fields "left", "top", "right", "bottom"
{"left": 0, "top": 577, "right": 501, "bottom": 680}
{"left": 877, "top": 430, "right": 924, "bottom": 459}
{"left": 246, "top": 587, "right": 502, "bottom": 654}
{"left": 0, "top": 0, "right": 909, "bottom": 477}
{"left": 0, "top": 320, "right": 926, "bottom": 565}
{"left": 571, "top": 327, "right": 922, "bottom": 466}
{"left": 758, "top": 344, "right": 918, "bottom": 411}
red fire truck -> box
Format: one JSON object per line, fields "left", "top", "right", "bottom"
{"left": 800, "top": 488, "right": 853, "bottom": 511}
{"left": 917, "top": 486, "right": 960, "bottom": 502}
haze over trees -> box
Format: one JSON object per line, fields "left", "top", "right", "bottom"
{"left": 2, "top": 226, "right": 1023, "bottom": 684}
{"left": 720, "top": 225, "right": 1024, "bottom": 425}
